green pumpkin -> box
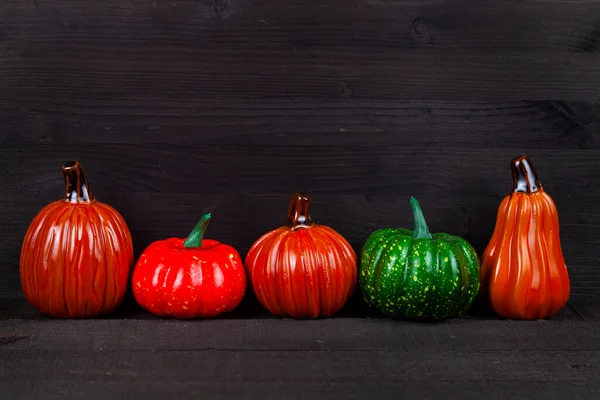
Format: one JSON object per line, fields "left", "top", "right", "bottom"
{"left": 359, "top": 197, "right": 480, "bottom": 321}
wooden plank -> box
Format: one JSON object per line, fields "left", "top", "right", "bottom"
{"left": 3, "top": 44, "right": 600, "bottom": 101}
{"left": 1, "top": 304, "right": 598, "bottom": 399}
{"left": 1, "top": 380, "right": 598, "bottom": 400}
{"left": 3, "top": 99, "right": 597, "bottom": 148}
{"left": 1, "top": 0, "right": 599, "bottom": 53}
{"left": 3, "top": 1, "right": 600, "bottom": 101}
{"left": 1, "top": 349, "right": 599, "bottom": 382}
{"left": 1, "top": 310, "right": 598, "bottom": 398}
{"left": 1, "top": 318, "right": 599, "bottom": 351}
{"left": 2, "top": 146, "right": 598, "bottom": 197}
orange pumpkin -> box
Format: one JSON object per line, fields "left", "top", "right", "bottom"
{"left": 480, "top": 155, "right": 570, "bottom": 320}
{"left": 20, "top": 161, "right": 134, "bottom": 318}
{"left": 245, "top": 192, "right": 358, "bottom": 319}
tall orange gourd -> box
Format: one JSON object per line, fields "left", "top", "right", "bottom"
{"left": 20, "top": 161, "right": 134, "bottom": 318}
{"left": 480, "top": 155, "right": 570, "bottom": 320}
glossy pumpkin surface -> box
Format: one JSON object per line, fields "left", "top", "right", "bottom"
{"left": 245, "top": 192, "right": 357, "bottom": 319}
{"left": 132, "top": 214, "right": 246, "bottom": 319}
{"left": 360, "top": 197, "right": 480, "bottom": 321}
{"left": 20, "top": 161, "right": 134, "bottom": 318}
{"left": 480, "top": 156, "right": 570, "bottom": 320}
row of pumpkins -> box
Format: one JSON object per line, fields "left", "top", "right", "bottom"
{"left": 20, "top": 156, "right": 570, "bottom": 321}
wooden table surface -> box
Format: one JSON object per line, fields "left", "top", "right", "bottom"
{"left": 1, "top": 298, "right": 599, "bottom": 399}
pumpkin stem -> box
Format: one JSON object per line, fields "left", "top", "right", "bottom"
{"left": 62, "top": 160, "right": 94, "bottom": 203}
{"left": 511, "top": 155, "right": 542, "bottom": 194}
{"left": 410, "top": 197, "right": 432, "bottom": 240}
{"left": 286, "top": 192, "right": 315, "bottom": 230}
{"left": 183, "top": 213, "right": 212, "bottom": 249}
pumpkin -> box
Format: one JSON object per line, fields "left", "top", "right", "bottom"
{"left": 479, "top": 155, "right": 570, "bottom": 320}
{"left": 359, "top": 197, "right": 480, "bottom": 321}
{"left": 20, "top": 160, "right": 134, "bottom": 318}
{"left": 132, "top": 213, "right": 247, "bottom": 319}
{"left": 245, "top": 192, "right": 357, "bottom": 319}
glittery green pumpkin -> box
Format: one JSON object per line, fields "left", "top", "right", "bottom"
{"left": 359, "top": 197, "right": 480, "bottom": 321}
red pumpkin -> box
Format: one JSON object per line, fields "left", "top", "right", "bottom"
{"left": 245, "top": 192, "right": 358, "bottom": 319}
{"left": 132, "top": 214, "right": 246, "bottom": 319}
{"left": 20, "top": 161, "right": 134, "bottom": 318}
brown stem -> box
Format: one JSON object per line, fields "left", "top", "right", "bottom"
{"left": 286, "top": 192, "right": 315, "bottom": 229}
{"left": 62, "top": 160, "right": 94, "bottom": 202}
{"left": 511, "top": 155, "right": 542, "bottom": 194}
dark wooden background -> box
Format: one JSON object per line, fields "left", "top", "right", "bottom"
{"left": 1, "top": 0, "right": 599, "bottom": 307}
{"left": 2, "top": 2, "right": 600, "bottom": 399}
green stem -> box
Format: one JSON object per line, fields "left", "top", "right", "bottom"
{"left": 183, "top": 213, "right": 212, "bottom": 249}
{"left": 410, "top": 197, "right": 432, "bottom": 240}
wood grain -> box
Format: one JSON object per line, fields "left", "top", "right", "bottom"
{"left": 2, "top": 1, "right": 600, "bottom": 101}
{"left": 1, "top": 316, "right": 599, "bottom": 351}
{"left": 1, "top": 380, "right": 598, "bottom": 400}
{"left": 3, "top": 46, "right": 600, "bottom": 101}
{"left": 1, "top": 316, "right": 600, "bottom": 399}
{"left": 2, "top": 100, "right": 598, "bottom": 148}
{"left": 1, "top": 350, "right": 599, "bottom": 381}
{"left": 2, "top": 0, "right": 599, "bottom": 53}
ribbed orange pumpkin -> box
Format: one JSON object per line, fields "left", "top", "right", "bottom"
{"left": 479, "top": 156, "right": 570, "bottom": 320}
{"left": 20, "top": 161, "right": 134, "bottom": 318}
{"left": 245, "top": 192, "right": 358, "bottom": 319}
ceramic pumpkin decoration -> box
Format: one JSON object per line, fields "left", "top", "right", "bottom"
{"left": 20, "top": 160, "right": 134, "bottom": 318}
{"left": 479, "top": 155, "right": 570, "bottom": 320}
{"left": 132, "top": 213, "right": 247, "bottom": 319}
{"left": 359, "top": 197, "right": 480, "bottom": 321}
{"left": 245, "top": 192, "right": 357, "bottom": 319}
